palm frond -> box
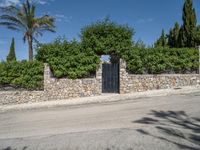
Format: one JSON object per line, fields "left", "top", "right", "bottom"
{"left": 7, "top": 26, "right": 21, "bottom": 31}
{"left": 0, "top": 22, "right": 21, "bottom": 31}
{"left": 0, "top": 0, "right": 55, "bottom": 43}
{"left": 0, "top": 0, "right": 56, "bottom": 61}
{"left": 32, "top": 15, "right": 56, "bottom": 36}
{"left": 0, "top": 5, "right": 20, "bottom": 15}
{"left": 23, "top": 35, "right": 27, "bottom": 43}
{"left": 0, "top": 14, "right": 26, "bottom": 29}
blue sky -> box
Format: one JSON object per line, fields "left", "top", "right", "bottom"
{"left": 0, "top": 0, "right": 200, "bottom": 61}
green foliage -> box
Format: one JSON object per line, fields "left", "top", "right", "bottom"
{"left": 122, "top": 47, "right": 144, "bottom": 74}
{"left": 0, "top": 61, "right": 44, "bottom": 90}
{"left": 80, "top": 18, "right": 134, "bottom": 57}
{"left": 168, "top": 22, "right": 180, "bottom": 48}
{"left": 156, "top": 0, "right": 199, "bottom": 48}
{"left": 0, "top": 0, "right": 55, "bottom": 61}
{"left": 36, "top": 38, "right": 100, "bottom": 79}
{"left": 134, "top": 39, "right": 146, "bottom": 49}
{"left": 177, "top": 26, "right": 186, "bottom": 47}
{"left": 36, "top": 19, "right": 134, "bottom": 79}
{"left": 182, "top": 0, "right": 197, "bottom": 47}
{"left": 154, "top": 29, "right": 168, "bottom": 48}
{"left": 125, "top": 48, "right": 199, "bottom": 74}
{"left": 194, "top": 25, "right": 200, "bottom": 45}
{"left": 6, "top": 38, "right": 16, "bottom": 62}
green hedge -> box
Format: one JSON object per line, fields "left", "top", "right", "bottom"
{"left": 0, "top": 61, "right": 44, "bottom": 90}
{"left": 36, "top": 39, "right": 100, "bottom": 79}
{"left": 123, "top": 47, "right": 199, "bottom": 74}
{"left": 36, "top": 38, "right": 199, "bottom": 78}
{"left": 80, "top": 19, "right": 133, "bottom": 56}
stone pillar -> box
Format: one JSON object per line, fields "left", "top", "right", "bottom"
{"left": 198, "top": 46, "right": 200, "bottom": 74}
{"left": 44, "top": 63, "right": 53, "bottom": 92}
{"left": 96, "top": 62, "right": 102, "bottom": 94}
{"left": 119, "top": 59, "right": 130, "bottom": 94}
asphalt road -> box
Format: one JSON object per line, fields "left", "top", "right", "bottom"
{"left": 0, "top": 92, "right": 200, "bottom": 150}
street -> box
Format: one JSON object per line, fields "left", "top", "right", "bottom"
{"left": 0, "top": 92, "right": 200, "bottom": 150}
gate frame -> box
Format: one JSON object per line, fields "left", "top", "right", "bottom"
{"left": 96, "top": 59, "right": 127, "bottom": 94}
{"left": 102, "top": 63, "right": 120, "bottom": 93}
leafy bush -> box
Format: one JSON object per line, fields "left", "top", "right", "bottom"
{"left": 122, "top": 47, "right": 144, "bottom": 74}
{"left": 0, "top": 61, "right": 44, "bottom": 90}
{"left": 80, "top": 18, "right": 134, "bottom": 57}
{"left": 36, "top": 38, "right": 100, "bottom": 79}
{"left": 35, "top": 19, "right": 198, "bottom": 77}
{"left": 125, "top": 48, "right": 199, "bottom": 74}
{"left": 36, "top": 19, "right": 134, "bottom": 79}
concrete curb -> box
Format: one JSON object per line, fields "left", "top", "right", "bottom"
{"left": 0, "top": 86, "right": 200, "bottom": 112}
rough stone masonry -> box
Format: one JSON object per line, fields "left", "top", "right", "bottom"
{"left": 0, "top": 60, "right": 200, "bottom": 106}
{"left": 119, "top": 59, "right": 200, "bottom": 94}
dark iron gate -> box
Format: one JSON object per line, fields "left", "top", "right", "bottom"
{"left": 102, "top": 63, "right": 119, "bottom": 93}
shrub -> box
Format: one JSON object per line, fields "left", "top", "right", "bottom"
{"left": 0, "top": 61, "right": 44, "bottom": 90}
{"left": 125, "top": 48, "right": 199, "bottom": 74}
{"left": 36, "top": 38, "right": 100, "bottom": 79}
{"left": 80, "top": 18, "right": 134, "bottom": 57}
{"left": 35, "top": 19, "right": 134, "bottom": 79}
{"left": 122, "top": 47, "right": 144, "bottom": 74}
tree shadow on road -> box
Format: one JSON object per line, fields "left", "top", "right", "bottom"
{"left": 1, "top": 147, "right": 27, "bottom": 150}
{"left": 133, "top": 110, "right": 200, "bottom": 150}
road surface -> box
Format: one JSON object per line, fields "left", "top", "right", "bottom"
{"left": 0, "top": 92, "right": 200, "bottom": 150}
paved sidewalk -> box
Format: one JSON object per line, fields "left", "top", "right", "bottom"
{"left": 0, "top": 86, "right": 200, "bottom": 112}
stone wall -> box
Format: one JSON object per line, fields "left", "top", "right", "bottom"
{"left": 119, "top": 60, "right": 200, "bottom": 94}
{"left": 0, "top": 63, "right": 102, "bottom": 105}
{"left": 0, "top": 60, "right": 200, "bottom": 106}
{"left": 0, "top": 91, "right": 45, "bottom": 105}
{"left": 44, "top": 63, "right": 102, "bottom": 100}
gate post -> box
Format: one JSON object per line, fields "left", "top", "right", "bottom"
{"left": 96, "top": 61, "right": 102, "bottom": 94}
{"left": 44, "top": 63, "right": 54, "bottom": 92}
{"left": 119, "top": 59, "right": 130, "bottom": 94}
{"left": 198, "top": 46, "right": 200, "bottom": 74}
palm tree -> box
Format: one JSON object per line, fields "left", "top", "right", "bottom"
{"left": 0, "top": 0, "right": 55, "bottom": 61}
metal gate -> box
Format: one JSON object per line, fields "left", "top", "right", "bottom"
{"left": 102, "top": 63, "right": 119, "bottom": 93}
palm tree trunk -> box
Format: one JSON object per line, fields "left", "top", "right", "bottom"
{"left": 28, "top": 36, "right": 33, "bottom": 61}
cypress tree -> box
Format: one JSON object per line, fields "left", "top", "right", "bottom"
{"left": 177, "top": 26, "right": 186, "bottom": 48}
{"left": 173, "top": 22, "right": 180, "bottom": 47}
{"left": 154, "top": 29, "right": 167, "bottom": 48}
{"left": 168, "top": 29, "right": 173, "bottom": 48}
{"left": 182, "top": 0, "right": 197, "bottom": 47}
{"left": 194, "top": 25, "right": 200, "bottom": 46}
{"left": 168, "top": 22, "right": 180, "bottom": 48}
{"left": 7, "top": 38, "right": 16, "bottom": 62}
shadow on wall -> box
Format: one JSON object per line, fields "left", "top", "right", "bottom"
{"left": 133, "top": 110, "right": 200, "bottom": 150}
{"left": 1, "top": 147, "right": 27, "bottom": 150}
